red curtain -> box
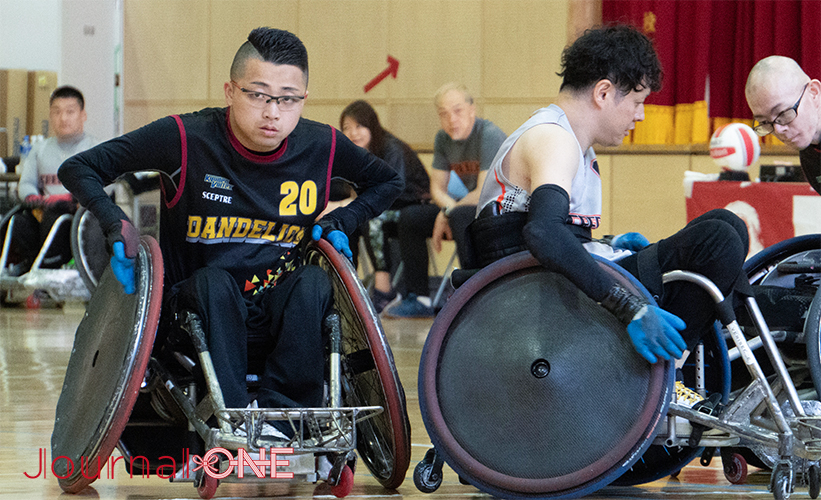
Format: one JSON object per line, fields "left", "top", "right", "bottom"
{"left": 602, "top": 0, "right": 821, "bottom": 145}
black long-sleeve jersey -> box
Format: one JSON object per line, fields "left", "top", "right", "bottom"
{"left": 59, "top": 107, "right": 403, "bottom": 294}
{"left": 800, "top": 144, "right": 821, "bottom": 195}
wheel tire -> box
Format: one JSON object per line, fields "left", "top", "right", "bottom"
{"left": 25, "top": 293, "right": 41, "bottom": 309}
{"left": 331, "top": 464, "right": 354, "bottom": 498}
{"left": 773, "top": 465, "right": 793, "bottom": 500}
{"left": 805, "top": 286, "right": 821, "bottom": 397}
{"left": 723, "top": 452, "right": 748, "bottom": 485}
{"left": 413, "top": 461, "right": 442, "bottom": 493}
{"left": 774, "top": 475, "right": 791, "bottom": 500}
{"left": 304, "top": 240, "right": 411, "bottom": 490}
{"left": 809, "top": 464, "right": 820, "bottom": 499}
{"left": 196, "top": 471, "right": 218, "bottom": 499}
{"left": 70, "top": 207, "right": 108, "bottom": 293}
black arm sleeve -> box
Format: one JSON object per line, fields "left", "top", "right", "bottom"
{"left": 59, "top": 117, "right": 182, "bottom": 235}
{"left": 317, "top": 131, "right": 404, "bottom": 235}
{"left": 522, "top": 184, "right": 615, "bottom": 301}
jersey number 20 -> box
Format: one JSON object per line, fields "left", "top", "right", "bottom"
{"left": 280, "top": 180, "right": 317, "bottom": 216}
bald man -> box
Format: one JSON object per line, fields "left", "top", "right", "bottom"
{"left": 745, "top": 56, "right": 821, "bottom": 193}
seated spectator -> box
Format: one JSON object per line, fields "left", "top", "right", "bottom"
{"left": 385, "top": 83, "right": 506, "bottom": 318}
{"left": 7, "top": 86, "right": 98, "bottom": 276}
{"left": 340, "top": 100, "right": 431, "bottom": 312}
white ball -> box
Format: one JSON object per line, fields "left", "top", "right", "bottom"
{"left": 709, "top": 122, "right": 761, "bottom": 172}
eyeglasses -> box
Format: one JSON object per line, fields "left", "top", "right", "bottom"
{"left": 230, "top": 81, "right": 305, "bottom": 111}
{"left": 753, "top": 83, "right": 808, "bottom": 137}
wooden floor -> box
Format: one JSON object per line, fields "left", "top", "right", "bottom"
{"left": 0, "top": 301, "right": 791, "bottom": 500}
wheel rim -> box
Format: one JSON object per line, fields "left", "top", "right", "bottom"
{"left": 419, "top": 252, "right": 672, "bottom": 499}
{"left": 304, "top": 240, "right": 411, "bottom": 489}
{"left": 52, "top": 237, "right": 164, "bottom": 493}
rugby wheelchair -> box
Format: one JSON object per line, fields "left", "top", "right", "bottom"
{"left": 0, "top": 174, "right": 158, "bottom": 305}
{"left": 0, "top": 202, "right": 88, "bottom": 305}
{"left": 415, "top": 226, "right": 821, "bottom": 500}
{"left": 50, "top": 236, "right": 411, "bottom": 498}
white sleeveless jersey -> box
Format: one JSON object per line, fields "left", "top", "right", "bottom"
{"left": 477, "top": 104, "right": 601, "bottom": 229}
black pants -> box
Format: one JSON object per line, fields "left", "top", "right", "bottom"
{"left": 9, "top": 203, "right": 75, "bottom": 268}
{"left": 617, "top": 209, "right": 749, "bottom": 351}
{"left": 167, "top": 264, "right": 333, "bottom": 411}
{"left": 397, "top": 203, "right": 474, "bottom": 297}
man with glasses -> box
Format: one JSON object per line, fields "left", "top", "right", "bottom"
{"left": 746, "top": 55, "right": 821, "bottom": 193}
{"left": 58, "top": 28, "right": 402, "bottom": 439}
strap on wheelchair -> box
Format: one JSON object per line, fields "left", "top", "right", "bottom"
{"left": 636, "top": 244, "right": 663, "bottom": 299}
{"left": 466, "top": 202, "right": 528, "bottom": 269}
{"left": 689, "top": 392, "right": 724, "bottom": 448}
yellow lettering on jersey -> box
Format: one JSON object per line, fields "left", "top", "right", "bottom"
{"left": 216, "top": 217, "right": 236, "bottom": 239}
{"left": 284, "top": 225, "right": 302, "bottom": 243}
{"left": 233, "top": 218, "right": 252, "bottom": 238}
{"left": 299, "top": 181, "right": 317, "bottom": 214}
{"left": 187, "top": 215, "right": 303, "bottom": 245}
{"left": 280, "top": 181, "right": 298, "bottom": 216}
{"left": 248, "top": 219, "right": 267, "bottom": 239}
{"left": 187, "top": 216, "right": 202, "bottom": 238}
{"left": 201, "top": 217, "right": 217, "bottom": 240}
{"left": 261, "top": 221, "right": 279, "bottom": 241}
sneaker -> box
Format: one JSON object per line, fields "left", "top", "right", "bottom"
{"left": 370, "top": 288, "right": 397, "bottom": 314}
{"left": 675, "top": 381, "right": 704, "bottom": 408}
{"left": 661, "top": 382, "right": 732, "bottom": 440}
{"left": 383, "top": 293, "right": 434, "bottom": 318}
{"left": 233, "top": 400, "right": 290, "bottom": 441}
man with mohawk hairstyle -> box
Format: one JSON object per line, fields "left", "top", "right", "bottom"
{"left": 59, "top": 27, "right": 402, "bottom": 438}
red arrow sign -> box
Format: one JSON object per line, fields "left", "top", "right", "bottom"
{"left": 364, "top": 55, "right": 399, "bottom": 93}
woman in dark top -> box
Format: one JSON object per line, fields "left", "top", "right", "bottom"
{"left": 340, "top": 100, "right": 431, "bottom": 312}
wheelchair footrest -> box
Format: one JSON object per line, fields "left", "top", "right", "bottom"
{"left": 215, "top": 406, "right": 382, "bottom": 453}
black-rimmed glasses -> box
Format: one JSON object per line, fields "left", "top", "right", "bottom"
{"left": 753, "top": 83, "right": 809, "bottom": 137}
{"left": 230, "top": 81, "right": 305, "bottom": 111}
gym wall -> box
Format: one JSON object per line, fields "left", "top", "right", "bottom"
{"left": 122, "top": 0, "right": 801, "bottom": 244}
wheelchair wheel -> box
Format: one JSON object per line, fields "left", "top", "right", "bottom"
{"left": 51, "top": 236, "right": 163, "bottom": 493}
{"left": 739, "top": 236, "right": 821, "bottom": 396}
{"left": 418, "top": 251, "right": 673, "bottom": 499}
{"left": 303, "top": 239, "right": 411, "bottom": 490}
{"left": 806, "top": 286, "right": 821, "bottom": 398}
{"left": 0, "top": 204, "right": 23, "bottom": 272}
{"left": 70, "top": 207, "right": 109, "bottom": 292}
{"left": 744, "top": 234, "right": 821, "bottom": 285}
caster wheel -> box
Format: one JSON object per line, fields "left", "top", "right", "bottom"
{"left": 26, "top": 293, "right": 41, "bottom": 309}
{"left": 331, "top": 464, "right": 354, "bottom": 498}
{"left": 724, "top": 452, "right": 748, "bottom": 485}
{"left": 413, "top": 449, "right": 443, "bottom": 493}
{"left": 196, "top": 471, "right": 218, "bottom": 499}
{"left": 809, "top": 464, "right": 820, "bottom": 499}
{"left": 772, "top": 463, "right": 793, "bottom": 500}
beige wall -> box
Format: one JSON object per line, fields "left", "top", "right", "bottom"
{"left": 122, "top": 0, "right": 801, "bottom": 254}
{"left": 123, "top": 0, "right": 571, "bottom": 144}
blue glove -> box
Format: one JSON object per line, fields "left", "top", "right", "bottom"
{"left": 626, "top": 305, "right": 687, "bottom": 363}
{"left": 110, "top": 241, "right": 136, "bottom": 294}
{"left": 312, "top": 224, "right": 353, "bottom": 260}
{"left": 611, "top": 232, "right": 650, "bottom": 252}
